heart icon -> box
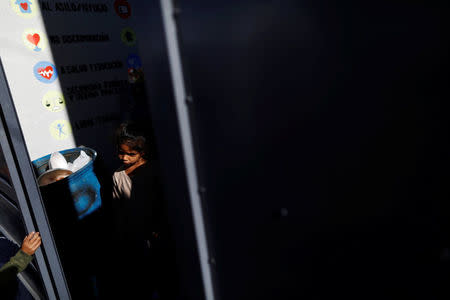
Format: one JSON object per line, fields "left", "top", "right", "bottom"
{"left": 20, "top": 2, "right": 28, "bottom": 11}
{"left": 27, "top": 33, "right": 40, "bottom": 46}
{"left": 37, "top": 66, "right": 54, "bottom": 80}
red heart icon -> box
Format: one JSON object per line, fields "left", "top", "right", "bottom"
{"left": 20, "top": 2, "right": 28, "bottom": 11}
{"left": 27, "top": 34, "right": 40, "bottom": 46}
{"left": 37, "top": 66, "right": 54, "bottom": 80}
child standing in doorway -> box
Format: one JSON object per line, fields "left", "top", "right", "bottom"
{"left": 110, "top": 121, "right": 170, "bottom": 299}
{"left": 111, "top": 121, "right": 163, "bottom": 243}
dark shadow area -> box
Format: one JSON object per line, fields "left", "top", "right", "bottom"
{"left": 174, "top": 0, "right": 450, "bottom": 299}
{"left": 0, "top": 234, "right": 36, "bottom": 300}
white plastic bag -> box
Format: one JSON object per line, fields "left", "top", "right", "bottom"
{"left": 48, "top": 152, "right": 68, "bottom": 170}
{"left": 68, "top": 150, "right": 91, "bottom": 173}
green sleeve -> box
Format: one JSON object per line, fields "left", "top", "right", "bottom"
{"left": 0, "top": 250, "right": 33, "bottom": 274}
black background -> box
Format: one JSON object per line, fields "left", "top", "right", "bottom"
{"left": 173, "top": 1, "right": 449, "bottom": 299}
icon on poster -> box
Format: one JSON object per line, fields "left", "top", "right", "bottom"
{"left": 121, "top": 28, "right": 137, "bottom": 46}
{"left": 114, "top": 0, "right": 131, "bottom": 19}
{"left": 127, "top": 54, "right": 144, "bottom": 83}
{"left": 10, "top": 0, "right": 37, "bottom": 18}
{"left": 23, "top": 29, "right": 47, "bottom": 52}
{"left": 50, "top": 120, "right": 72, "bottom": 140}
{"left": 33, "top": 61, "right": 58, "bottom": 84}
{"left": 127, "top": 54, "right": 142, "bottom": 69}
{"left": 42, "top": 91, "right": 66, "bottom": 112}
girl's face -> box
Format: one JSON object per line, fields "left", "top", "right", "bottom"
{"left": 118, "top": 143, "right": 144, "bottom": 167}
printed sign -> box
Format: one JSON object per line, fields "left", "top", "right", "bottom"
{"left": 0, "top": 1, "right": 149, "bottom": 162}
{"left": 33, "top": 61, "right": 58, "bottom": 84}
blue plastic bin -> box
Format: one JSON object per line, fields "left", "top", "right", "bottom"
{"left": 32, "top": 147, "right": 102, "bottom": 219}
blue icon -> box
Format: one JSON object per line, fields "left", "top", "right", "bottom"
{"left": 53, "top": 123, "right": 67, "bottom": 138}
{"left": 127, "top": 54, "right": 142, "bottom": 69}
{"left": 15, "top": 0, "right": 32, "bottom": 14}
{"left": 33, "top": 61, "right": 58, "bottom": 84}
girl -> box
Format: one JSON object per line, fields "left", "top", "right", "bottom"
{"left": 110, "top": 121, "right": 177, "bottom": 299}
{"left": 112, "top": 121, "right": 149, "bottom": 202}
{"left": 111, "top": 122, "right": 160, "bottom": 297}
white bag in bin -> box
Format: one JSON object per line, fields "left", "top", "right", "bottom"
{"left": 48, "top": 150, "right": 91, "bottom": 173}
{"left": 67, "top": 150, "right": 91, "bottom": 173}
{"left": 48, "top": 152, "right": 69, "bottom": 170}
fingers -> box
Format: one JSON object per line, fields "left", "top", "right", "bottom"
{"left": 21, "top": 232, "right": 42, "bottom": 255}
{"left": 25, "top": 231, "right": 35, "bottom": 241}
{"left": 29, "top": 232, "right": 41, "bottom": 250}
{"left": 28, "top": 232, "right": 40, "bottom": 243}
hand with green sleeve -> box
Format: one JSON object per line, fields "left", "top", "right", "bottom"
{"left": 0, "top": 232, "right": 42, "bottom": 290}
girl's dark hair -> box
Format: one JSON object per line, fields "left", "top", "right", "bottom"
{"left": 115, "top": 121, "right": 150, "bottom": 157}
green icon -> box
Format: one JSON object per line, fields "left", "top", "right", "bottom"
{"left": 121, "top": 27, "right": 136, "bottom": 46}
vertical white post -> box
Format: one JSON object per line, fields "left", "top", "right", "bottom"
{"left": 160, "top": 1, "right": 215, "bottom": 300}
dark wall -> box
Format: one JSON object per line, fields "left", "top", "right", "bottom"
{"left": 175, "top": 1, "right": 449, "bottom": 299}
{"left": 133, "top": 3, "right": 206, "bottom": 300}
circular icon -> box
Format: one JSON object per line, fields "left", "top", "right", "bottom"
{"left": 127, "top": 54, "right": 142, "bottom": 69}
{"left": 114, "top": 0, "right": 131, "bottom": 19}
{"left": 50, "top": 120, "right": 72, "bottom": 140}
{"left": 22, "top": 29, "right": 47, "bottom": 52}
{"left": 42, "top": 91, "right": 65, "bottom": 112}
{"left": 121, "top": 28, "right": 136, "bottom": 46}
{"left": 10, "top": 0, "right": 37, "bottom": 18}
{"left": 33, "top": 61, "right": 58, "bottom": 84}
